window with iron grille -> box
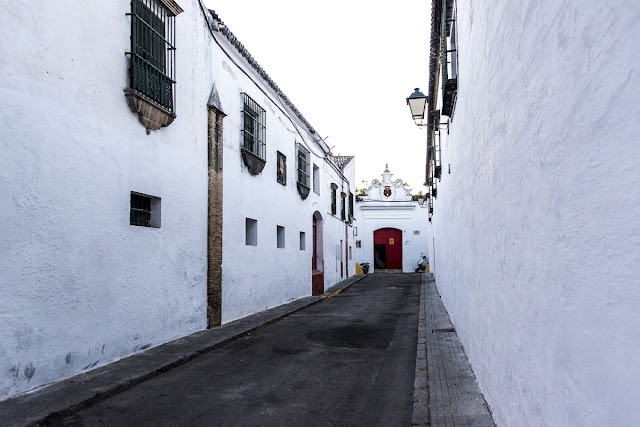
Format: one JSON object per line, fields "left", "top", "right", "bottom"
{"left": 440, "top": 0, "right": 458, "bottom": 117}
{"left": 130, "top": 192, "right": 161, "bottom": 228}
{"left": 241, "top": 93, "right": 266, "bottom": 160}
{"left": 341, "top": 193, "right": 346, "bottom": 221}
{"left": 277, "top": 151, "right": 286, "bottom": 185}
{"left": 297, "top": 144, "right": 310, "bottom": 188}
{"left": 127, "top": 0, "right": 177, "bottom": 113}
{"left": 312, "top": 164, "right": 320, "bottom": 195}
{"left": 349, "top": 192, "right": 354, "bottom": 224}
{"left": 331, "top": 184, "right": 337, "bottom": 215}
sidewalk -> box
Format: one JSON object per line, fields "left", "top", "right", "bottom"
{"left": 0, "top": 275, "right": 365, "bottom": 426}
{"left": 412, "top": 274, "right": 495, "bottom": 426}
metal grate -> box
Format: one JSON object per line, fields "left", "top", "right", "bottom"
{"left": 241, "top": 93, "right": 266, "bottom": 160}
{"left": 349, "top": 192, "right": 354, "bottom": 223}
{"left": 130, "top": 193, "right": 151, "bottom": 226}
{"left": 297, "top": 144, "right": 310, "bottom": 188}
{"left": 127, "top": 0, "right": 176, "bottom": 113}
{"left": 331, "top": 185, "right": 337, "bottom": 215}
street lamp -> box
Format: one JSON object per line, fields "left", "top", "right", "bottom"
{"left": 406, "top": 88, "right": 428, "bottom": 123}
{"left": 417, "top": 195, "right": 425, "bottom": 207}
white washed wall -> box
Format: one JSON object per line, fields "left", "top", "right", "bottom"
{"left": 207, "top": 34, "right": 355, "bottom": 323}
{"left": 354, "top": 202, "right": 430, "bottom": 273}
{"left": 429, "top": 1, "right": 640, "bottom": 425}
{"left": 0, "top": 0, "right": 213, "bottom": 400}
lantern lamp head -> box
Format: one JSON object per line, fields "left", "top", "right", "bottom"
{"left": 406, "top": 88, "right": 428, "bottom": 121}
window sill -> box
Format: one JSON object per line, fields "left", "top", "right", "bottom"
{"left": 241, "top": 147, "right": 266, "bottom": 176}
{"left": 297, "top": 182, "right": 310, "bottom": 200}
{"left": 125, "top": 89, "right": 175, "bottom": 134}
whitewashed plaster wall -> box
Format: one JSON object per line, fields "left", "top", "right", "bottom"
{"left": 208, "top": 32, "right": 356, "bottom": 323}
{"left": 428, "top": 1, "right": 640, "bottom": 425}
{"left": 354, "top": 169, "right": 430, "bottom": 273}
{"left": 0, "top": 0, "right": 214, "bottom": 400}
{"left": 354, "top": 204, "right": 430, "bottom": 273}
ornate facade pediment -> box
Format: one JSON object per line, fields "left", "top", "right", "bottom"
{"left": 362, "top": 165, "right": 412, "bottom": 202}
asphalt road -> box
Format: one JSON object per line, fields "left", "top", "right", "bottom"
{"left": 57, "top": 273, "right": 421, "bottom": 427}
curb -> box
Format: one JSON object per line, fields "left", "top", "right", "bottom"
{"left": 412, "top": 274, "right": 429, "bottom": 426}
{"left": 0, "top": 274, "right": 367, "bottom": 426}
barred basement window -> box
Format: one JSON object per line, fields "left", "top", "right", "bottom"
{"left": 277, "top": 226, "right": 285, "bottom": 249}
{"left": 246, "top": 218, "right": 258, "bottom": 246}
{"left": 127, "top": 0, "right": 179, "bottom": 114}
{"left": 241, "top": 93, "right": 266, "bottom": 160}
{"left": 277, "top": 151, "right": 286, "bottom": 185}
{"left": 130, "top": 192, "right": 161, "bottom": 228}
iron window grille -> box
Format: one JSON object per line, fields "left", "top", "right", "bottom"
{"left": 341, "top": 193, "right": 346, "bottom": 221}
{"left": 241, "top": 93, "right": 266, "bottom": 160}
{"left": 440, "top": 0, "right": 458, "bottom": 117}
{"left": 277, "top": 151, "right": 286, "bottom": 185}
{"left": 126, "top": 0, "right": 177, "bottom": 113}
{"left": 349, "top": 192, "right": 354, "bottom": 224}
{"left": 130, "top": 193, "right": 151, "bottom": 227}
{"left": 434, "top": 114, "right": 442, "bottom": 180}
{"left": 331, "top": 184, "right": 337, "bottom": 215}
{"left": 297, "top": 144, "right": 310, "bottom": 188}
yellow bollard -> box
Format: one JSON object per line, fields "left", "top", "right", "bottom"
{"left": 425, "top": 262, "right": 430, "bottom": 273}
{"left": 356, "top": 263, "right": 364, "bottom": 274}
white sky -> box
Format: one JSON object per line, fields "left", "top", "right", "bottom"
{"left": 203, "top": 1, "right": 431, "bottom": 193}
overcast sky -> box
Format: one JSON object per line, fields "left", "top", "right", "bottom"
{"left": 203, "top": 1, "right": 431, "bottom": 193}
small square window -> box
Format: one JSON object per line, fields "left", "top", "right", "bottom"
{"left": 355, "top": 240, "right": 361, "bottom": 248}
{"left": 277, "top": 151, "right": 286, "bottom": 185}
{"left": 246, "top": 218, "right": 258, "bottom": 246}
{"left": 300, "top": 232, "right": 306, "bottom": 250}
{"left": 130, "top": 192, "right": 161, "bottom": 228}
{"left": 277, "top": 225, "right": 285, "bottom": 249}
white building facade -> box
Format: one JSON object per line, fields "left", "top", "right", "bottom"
{"left": 354, "top": 166, "right": 430, "bottom": 273}
{"left": 0, "top": 0, "right": 354, "bottom": 401}
{"left": 208, "top": 12, "right": 356, "bottom": 323}
{"left": 423, "top": 0, "right": 640, "bottom": 425}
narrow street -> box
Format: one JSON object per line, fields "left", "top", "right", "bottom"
{"left": 56, "top": 274, "right": 421, "bottom": 426}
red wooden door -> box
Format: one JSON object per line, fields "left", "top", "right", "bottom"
{"left": 373, "top": 228, "right": 402, "bottom": 269}
{"left": 312, "top": 217, "right": 317, "bottom": 269}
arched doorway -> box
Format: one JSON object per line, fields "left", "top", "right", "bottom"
{"left": 373, "top": 228, "right": 402, "bottom": 270}
{"left": 312, "top": 211, "right": 324, "bottom": 295}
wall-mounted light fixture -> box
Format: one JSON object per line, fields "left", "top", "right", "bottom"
{"left": 406, "top": 88, "right": 428, "bottom": 124}
{"left": 417, "top": 195, "right": 425, "bottom": 207}
{"left": 406, "top": 88, "right": 450, "bottom": 131}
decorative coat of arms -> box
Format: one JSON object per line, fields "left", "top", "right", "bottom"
{"left": 383, "top": 186, "right": 392, "bottom": 197}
